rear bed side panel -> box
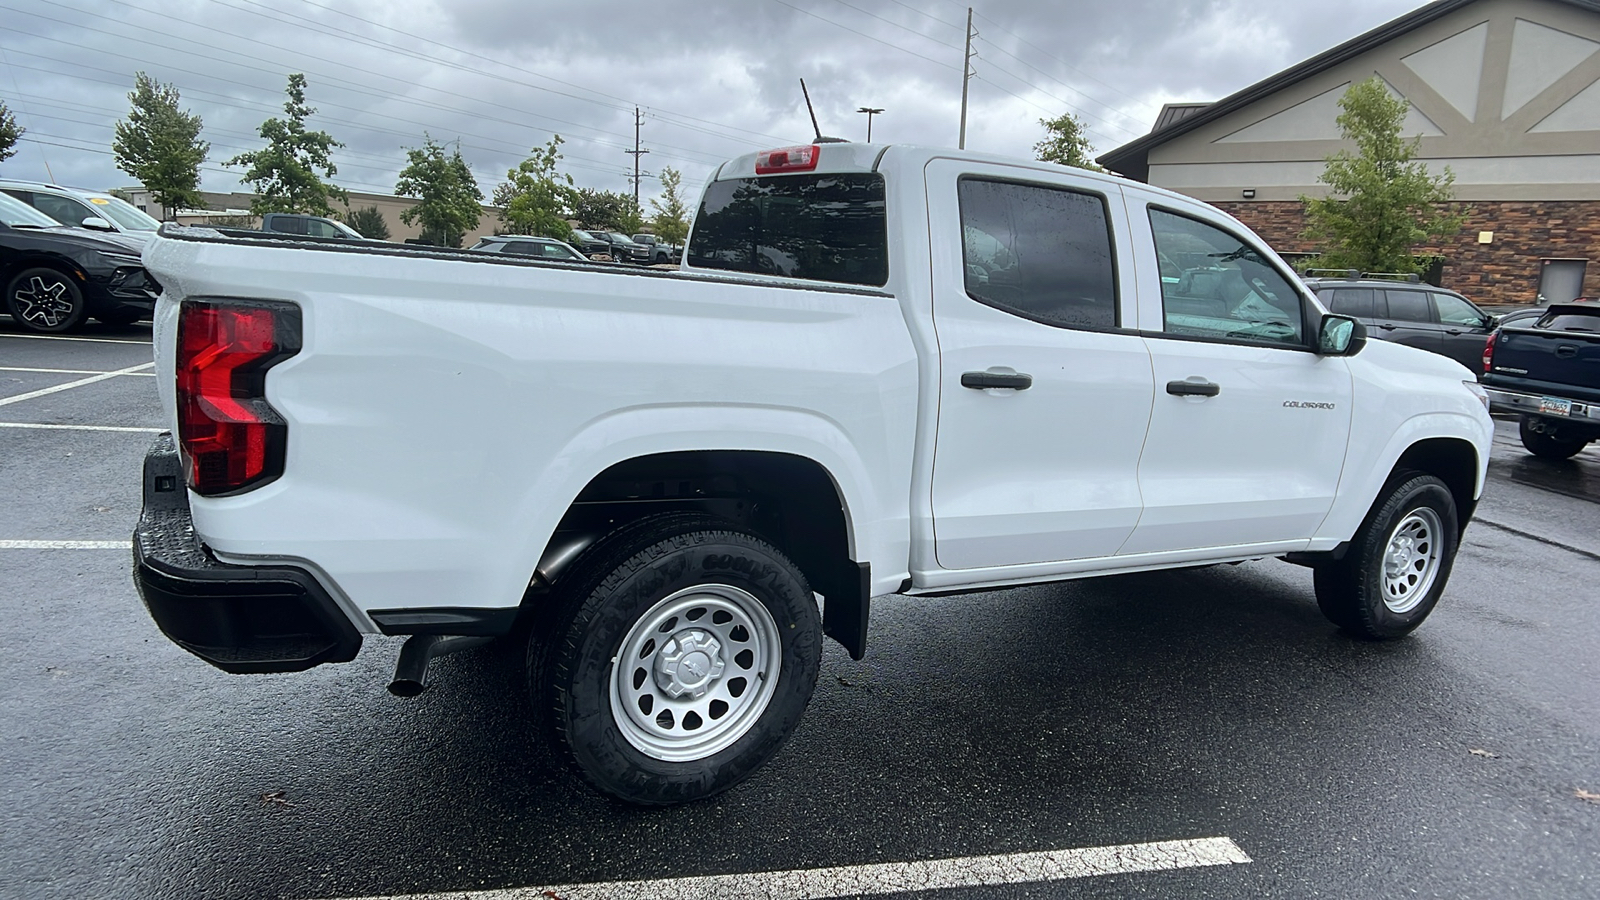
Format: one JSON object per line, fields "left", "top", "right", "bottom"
{"left": 143, "top": 236, "right": 919, "bottom": 624}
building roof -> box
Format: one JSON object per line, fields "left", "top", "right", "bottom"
{"left": 1151, "top": 103, "right": 1211, "bottom": 132}
{"left": 1098, "top": 0, "right": 1600, "bottom": 180}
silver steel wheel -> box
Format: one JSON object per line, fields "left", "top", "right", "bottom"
{"left": 13, "top": 274, "right": 76, "bottom": 328}
{"left": 1380, "top": 507, "right": 1443, "bottom": 614}
{"left": 609, "top": 584, "right": 782, "bottom": 762}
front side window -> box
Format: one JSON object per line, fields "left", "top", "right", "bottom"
{"left": 1385, "top": 290, "right": 1432, "bottom": 323}
{"left": 957, "top": 178, "right": 1118, "bottom": 330}
{"left": 88, "top": 196, "right": 160, "bottom": 231}
{"left": 688, "top": 172, "right": 888, "bottom": 286}
{"left": 1148, "top": 208, "right": 1305, "bottom": 347}
{"left": 1432, "top": 292, "right": 1483, "bottom": 326}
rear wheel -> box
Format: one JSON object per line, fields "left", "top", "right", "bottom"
{"left": 6, "top": 267, "right": 87, "bottom": 333}
{"left": 1314, "top": 472, "right": 1458, "bottom": 639}
{"left": 1519, "top": 416, "right": 1587, "bottom": 460}
{"left": 530, "top": 514, "right": 822, "bottom": 805}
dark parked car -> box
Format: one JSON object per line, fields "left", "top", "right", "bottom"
{"left": 469, "top": 235, "right": 589, "bottom": 262}
{"left": 631, "top": 233, "right": 681, "bottom": 264}
{"left": 1483, "top": 301, "right": 1600, "bottom": 458}
{"left": 1304, "top": 274, "right": 1496, "bottom": 373}
{"left": 0, "top": 192, "right": 159, "bottom": 333}
{"left": 571, "top": 229, "right": 651, "bottom": 264}
{"left": 261, "top": 213, "right": 369, "bottom": 240}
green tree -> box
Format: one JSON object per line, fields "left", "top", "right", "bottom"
{"left": 494, "top": 136, "right": 574, "bottom": 240}
{"left": 0, "top": 101, "right": 23, "bottom": 165}
{"left": 572, "top": 187, "right": 641, "bottom": 232}
{"left": 1033, "top": 112, "right": 1101, "bottom": 171}
{"left": 395, "top": 135, "right": 482, "bottom": 248}
{"left": 343, "top": 205, "right": 390, "bottom": 240}
{"left": 1301, "top": 77, "right": 1463, "bottom": 274}
{"left": 226, "top": 73, "right": 347, "bottom": 216}
{"left": 648, "top": 166, "right": 691, "bottom": 245}
{"left": 112, "top": 73, "right": 209, "bottom": 217}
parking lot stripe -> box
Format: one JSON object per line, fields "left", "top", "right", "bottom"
{"left": 0, "top": 422, "right": 163, "bottom": 433}
{"left": 319, "top": 837, "right": 1250, "bottom": 900}
{"left": 0, "top": 362, "right": 154, "bottom": 407}
{"left": 0, "top": 333, "right": 151, "bottom": 345}
{"left": 0, "top": 366, "right": 156, "bottom": 376}
{"left": 0, "top": 540, "right": 131, "bottom": 550}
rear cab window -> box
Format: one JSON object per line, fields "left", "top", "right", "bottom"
{"left": 686, "top": 172, "right": 888, "bottom": 286}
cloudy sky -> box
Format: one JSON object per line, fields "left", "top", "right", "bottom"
{"left": 0, "top": 0, "right": 1427, "bottom": 209}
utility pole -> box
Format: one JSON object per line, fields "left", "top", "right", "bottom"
{"left": 856, "top": 107, "right": 884, "bottom": 142}
{"left": 958, "top": 7, "right": 974, "bottom": 150}
{"left": 624, "top": 107, "right": 650, "bottom": 207}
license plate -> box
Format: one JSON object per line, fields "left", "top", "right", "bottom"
{"left": 1539, "top": 396, "right": 1572, "bottom": 416}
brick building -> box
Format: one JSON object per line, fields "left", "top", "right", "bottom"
{"left": 1099, "top": 0, "right": 1600, "bottom": 306}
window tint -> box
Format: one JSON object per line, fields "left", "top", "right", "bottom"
{"left": 1325, "top": 287, "right": 1377, "bottom": 318}
{"left": 305, "top": 219, "right": 341, "bottom": 238}
{"left": 1537, "top": 311, "right": 1600, "bottom": 332}
{"left": 500, "top": 241, "right": 535, "bottom": 255}
{"left": 1432, "top": 292, "right": 1482, "bottom": 326}
{"left": 268, "top": 216, "right": 306, "bottom": 235}
{"left": 1148, "top": 208, "right": 1305, "bottom": 346}
{"left": 543, "top": 243, "right": 577, "bottom": 259}
{"left": 957, "top": 178, "right": 1118, "bottom": 330}
{"left": 1384, "top": 290, "right": 1432, "bottom": 323}
{"left": 34, "top": 194, "right": 95, "bottom": 226}
{"left": 688, "top": 172, "right": 888, "bottom": 286}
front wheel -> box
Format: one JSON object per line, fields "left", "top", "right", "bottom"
{"left": 6, "top": 268, "right": 87, "bottom": 333}
{"left": 531, "top": 514, "right": 822, "bottom": 805}
{"left": 1519, "top": 416, "right": 1587, "bottom": 460}
{"left": 1314, "top": 472, "right": 1459, "bottom": 639}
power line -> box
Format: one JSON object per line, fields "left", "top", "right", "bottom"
{"left": 768, "top": 0, "right": 961, "bottom": 72}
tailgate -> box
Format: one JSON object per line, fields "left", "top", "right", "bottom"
{"left": 1487, "top": 310, "right": 1600, "bottom": 403}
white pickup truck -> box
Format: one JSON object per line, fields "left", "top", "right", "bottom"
{"left": 133, "top": 142, "right": 1492, "bottom": 805}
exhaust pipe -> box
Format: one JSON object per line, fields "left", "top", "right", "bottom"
{"left": 387, "top": 634, "right": 495, "bottom": 697}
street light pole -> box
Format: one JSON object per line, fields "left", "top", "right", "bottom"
{"left": 856, "top": 107, "right": 884, "bottom": 142}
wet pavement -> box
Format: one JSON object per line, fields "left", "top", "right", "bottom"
{"left": 3, "top": 320, "right": 1598, "bottom": 899}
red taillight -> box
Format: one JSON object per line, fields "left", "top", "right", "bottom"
{"left": 176, "top": 299, "right": 301, "bottom": 495}
{"left": 1482, "top": 330, "right": 1497, "bottom": 374}
{"left": 755, "top": 145, "right": 821, "bottom": 175}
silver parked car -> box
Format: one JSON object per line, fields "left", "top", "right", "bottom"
{"left": 0, "top": 180, "right": 162, "bottom": 248}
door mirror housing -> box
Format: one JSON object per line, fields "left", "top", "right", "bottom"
{"left": 1318, "top": 314, "right": 1367, "bottom": 356}
{"left": 80, "top": 216, "right": 115, "bottom": 231}
{"left": 1484, "top": 314, "right": 1499, "bottom": 330}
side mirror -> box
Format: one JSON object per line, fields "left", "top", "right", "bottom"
{"left": 1318, "top": 314, "right": 1367, "bottom": 356}
{"left": 81, "top": 216, "right": 115, "bottom": 231}
{"left": 1484, "top": 314, "right": 1499, "bottom": 330}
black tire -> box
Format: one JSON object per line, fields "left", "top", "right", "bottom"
{"left": 530, "top": 513, "right": 822, "bottom": 805}
{"left": 1314, "top": 472, "right": 1459, "bottom": 640}
{"left": 1519, "top": 416, "right": 1586, "bottom": 460}
{"left": 95, "top": 309, "right": 144, "bottom": 327}
{"left": 6, "top": 267, "right": 88, "bottom": 333}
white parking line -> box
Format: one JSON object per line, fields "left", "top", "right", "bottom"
{"left": 318, "top": 837, "right": 1251, "bottom": 900}
{"left": 0, "top": 333, "right": 151, "bottom": 345}
{"left": 0, "top": 422, "right": 163, "bottom": 433}
{"left": 0, "top": 362, "right": 155, "bottom": 407}
{"left": 0, "top": 540, "right": 131, "bottom": 550}
{"left": 0, "top": 366, "right": 156, "bottom": 376}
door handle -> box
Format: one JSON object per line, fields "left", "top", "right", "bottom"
{"left": 1445, "top": 329, "right": 1463, "bottom": 335}
{"left": 1166, "top": 379, "right": 1221, "bottom": 397}
{"left": 961, "top": 371, "right": 1033, "bottom": 390}
{"left": 1377, "top": 323, "right": 1397, "bottom": 331}
{"left": 1556, "top": 345, "right": 1579, "bottom": 358}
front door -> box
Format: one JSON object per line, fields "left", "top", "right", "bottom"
{"left": 927, "top": 160, "right": 1153, "bottom": 570}
{"left": 1124, "top": 202, "right": 1353, "bottom": 555}
{"left": 1374, "top": 288, "right": 1445, "bottom": 357}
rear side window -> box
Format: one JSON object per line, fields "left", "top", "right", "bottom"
{"left": 1384, "top": 290, "right": 1432, "bottom": 323}
{"left": 688, "top": 173, "right": 888, "bottom": 286}
{"left": 957, "top": 178, "right": 1117, "bottom": 330}
{"left": 1325, "top": 287, "right": 1378, "bottom": 318}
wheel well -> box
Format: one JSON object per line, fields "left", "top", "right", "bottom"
{"left": 528, "top": 450, "right": 867, "bottom": 656}
{"left": 1393, "top": 437, "right": 1478, "bottom": 535}
{"left": 1, "top": 257, "right": 79, "bottom": 290}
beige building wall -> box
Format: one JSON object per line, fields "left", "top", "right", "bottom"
{"left": 1142, "top": 0, "right": 1600, "bottom": 202}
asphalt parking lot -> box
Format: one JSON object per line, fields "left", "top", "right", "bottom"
{"left": 3, "top": 319, "right": 1599, "bottom": 900}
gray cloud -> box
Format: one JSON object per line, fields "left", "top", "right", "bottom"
{"left": 0, "top": 0, "right": 1421, "bottom": 210}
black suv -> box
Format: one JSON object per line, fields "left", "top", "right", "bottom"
{"left": 1, "top": 191, "right": 159, "bottom": 333}
{"left": 1303, "top": 273, "right": 1496, "bottom": 373}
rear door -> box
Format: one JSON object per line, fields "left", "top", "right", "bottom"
{"left": 1375, "top": 288, "right": 1444, "bottom": 356}
{"left": 927, "top": 160, "right": 1153, "bottom": 569}
{"left": 1124, "top": 200, "right": 1352, "bottom": 554}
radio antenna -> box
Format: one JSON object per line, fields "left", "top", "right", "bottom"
{"left": 799, "top": 79, "right": 822, "bottom": 142}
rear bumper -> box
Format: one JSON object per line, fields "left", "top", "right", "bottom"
{"left": 132, "top": 434, "right": 361, "bottom": 674}
{"left": 1485, "top": 387, "right": 1600, "bottom": 423}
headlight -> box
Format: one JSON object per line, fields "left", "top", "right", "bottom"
{"left": 1463, "top": 380, "right": 1490, "bottom": 412}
